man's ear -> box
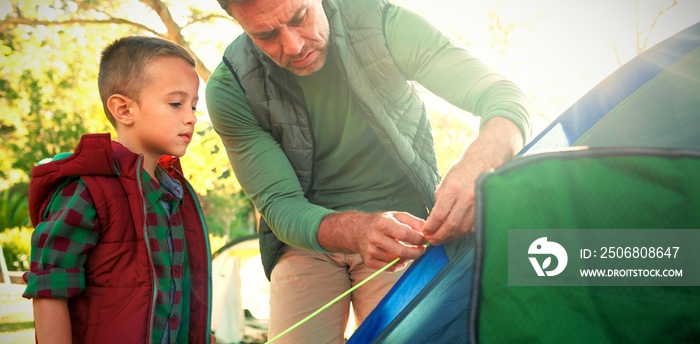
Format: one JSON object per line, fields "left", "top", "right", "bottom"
{"left": 108, "top": 94, "right": 135, "bottom": 126}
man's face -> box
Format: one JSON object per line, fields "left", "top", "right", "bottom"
{"left": 229, "top": 0, "right": 330, "bottom": 76}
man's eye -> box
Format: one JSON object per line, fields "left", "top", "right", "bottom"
{"left": 290, "top": 12, "right": 307, "bottom": 26}
{"left": 256, "top": 32, "right": 277, "bottom": 41}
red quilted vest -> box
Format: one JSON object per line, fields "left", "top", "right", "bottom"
{"left": 28, "top": 133, "right": 212, "bottom": 343}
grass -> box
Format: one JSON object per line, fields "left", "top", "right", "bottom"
{"left": 0, "top": 319, "right": 34, "bottom": 344}
{"left": 0, "top": 283, "right": 35, "bottom": 344}
{"left": 0, "top": 321, "right": 33, "bottom": 333}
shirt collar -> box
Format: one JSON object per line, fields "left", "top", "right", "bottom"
{"left": 142, "top": 166, "right": 184, "bottom": 206}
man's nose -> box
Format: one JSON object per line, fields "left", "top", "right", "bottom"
{"left": 279, "top": 27, "right": 303, "bottom": 56}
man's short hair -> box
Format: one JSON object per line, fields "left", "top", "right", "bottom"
{"left": 98, "top": 36, "right": 196, "bottom": 127}
{"left": 216, "top": 0, "right": 248, "bottom": 16}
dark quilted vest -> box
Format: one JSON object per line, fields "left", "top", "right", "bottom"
{"left": 222, "top": 0, "right": 440, "bottom": 278}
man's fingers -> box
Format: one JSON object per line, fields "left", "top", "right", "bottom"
{"left": 362, "top": 232, "right": 425, "bottom": 269}
{"left": 394, "top": 227, "right": 428, "bottom": 246}
{"left": 377, "top": 233, "right": 426, "bottom": 260}
{"left": 427, "top": 203, "right": 475, "bottom": 246}
{"left": 359, "top": 211, "right": 430, "bottom": 270}
{"left": 422, "top": 200, "right": 453, "bottom": 237}
{"left": 385, "top": 212, "right": 427, "bottom": 246}
{"left": 392, "top": 212, "right": 426, "bottom": 232}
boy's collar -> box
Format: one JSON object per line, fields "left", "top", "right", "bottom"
{"left": 157, "top": 155, "right": 180, "bottom": 179}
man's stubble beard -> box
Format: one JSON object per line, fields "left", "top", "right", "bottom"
{"left": 267, "top": 28, "right": 330, "bottom": 76}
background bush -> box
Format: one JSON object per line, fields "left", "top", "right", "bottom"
{"left": 0, "top": 185, "right": 30, "bottom": 231}
{"left": 0, "top": 226, "right": 31, "bottom": 271}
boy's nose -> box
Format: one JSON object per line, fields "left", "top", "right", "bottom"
{"left": 186, "top": 110, "right": 197, "bottom": 125}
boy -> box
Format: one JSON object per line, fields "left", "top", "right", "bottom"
{"left": 22, "top": 36, "right": 214, "bottom": 343}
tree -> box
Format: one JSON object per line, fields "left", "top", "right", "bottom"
{"left": 0, "top": 0, "right": 255, "bottom": 237}
{"left": 1, "top": 0, "right": 239, "bottom": 80}
{"left": 610, "top": 0, "right": 684, "bottom": 66}
{"left": 7, "top": 0, "right": 686, "bottom": 240}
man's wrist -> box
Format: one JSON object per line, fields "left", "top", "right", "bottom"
{"left": 464, "top": 117, "right": 523, "bottom": 169}
{"left": 317, "top": 211, "right": 372, "bottom": 253}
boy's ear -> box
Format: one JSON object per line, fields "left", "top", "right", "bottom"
{"left": 107, "top": 94, "right": 135, "bottom": 126}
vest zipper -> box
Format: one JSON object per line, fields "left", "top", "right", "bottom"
{"left": 268, "top": 73, "right": 317, "bottom": 197}
{"left": 175, "top": 168, "right": 214, "bottom": 344}
{"left": 136, "top": 155, "right": 158, "bottom": 344}
{"left": 331, "top": 37, "right": 435, "bottom": 211}
{"left": 266, "top": 73, "right": 317, "bottom": 273}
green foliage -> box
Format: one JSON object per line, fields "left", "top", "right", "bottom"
{"left": 0, "top": 226, "right": 32, "bottom": 272}
{"left": 0, "top": 321, "right": 34, "bottom": 334}
{"left": 182, "top": 121, "right": 244, "bottom": 193}
{"left": 0, "top": 0, "right": 479, "bottom": 245}
{"left": 200, "top": 188, "right": 255, "bottom": 239}
{"left": 1, "top": 17, "right": 117, "bottom": 183}
{"left": 0, "top": 0, "right": 253, "bottom": 240}
{"left": 181, "top": 121, "right": 254, "bottom": 239}
{"left": 0, "top": 184, "right": 30, "bottom": 230}
{"left": 209, "top": 234, "right": 228, "bottom": 255}
{"left": 428, "top": 105, "right": 478, "bottom": 175}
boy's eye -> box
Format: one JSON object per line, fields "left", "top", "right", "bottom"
{"left": 192, "top": 106, "right": 197, "bottom": 112}
{"left": 170, "top": 102, "right": 182, "bottom": 108}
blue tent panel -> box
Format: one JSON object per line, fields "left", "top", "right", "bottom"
{"left": 348, "top": 237, "right": 474, "bottom": 344}
{"left": 522, "top": 20, "right": 700, "bottom": 155}
{"left": 348, "top": 20, "right": 700, "bottom": 344}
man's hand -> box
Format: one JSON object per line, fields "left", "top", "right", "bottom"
{"left": 318, "top": 211, "right": 428, "bottom": 271}
{"left": 422, "top": 157, "right": 481, "bottom": 245}
{"left": 422, "top": 117, "right": 524, "bottom": 245}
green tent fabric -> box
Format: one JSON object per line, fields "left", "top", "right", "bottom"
{"left": 471, "top": 21, "right": 700, "bottom": 343}
{"left": 471, "top": 148, "right": 700, "bottom": 343}
{"left": 349, "top": 21, "right": 700, "bottom": 343}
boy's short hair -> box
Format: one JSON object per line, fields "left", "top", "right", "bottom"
{"left": 98, "top": 36, "right": 196, "bottom": 127}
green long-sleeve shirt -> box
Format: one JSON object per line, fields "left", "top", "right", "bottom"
{"left": 205, "top": 5, "right": 534, "bottom": 252}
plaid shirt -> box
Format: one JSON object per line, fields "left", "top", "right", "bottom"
{"left": 24, "top": 166, "right": 190, "bottom": 343}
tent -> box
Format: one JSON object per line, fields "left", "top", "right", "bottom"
{"left": 348, "top": 20, "right": 700, "bottom": 343}
{"left": 211, "top": 235, "right": 270, "bottom": 344}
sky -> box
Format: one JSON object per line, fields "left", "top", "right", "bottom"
{"left": 5, "top": 0, "right": 698, "bottom": 138}
{"left": 393, "top": 0, "right": 700, "bottom": 135}
{"left": 176, "top": 0, "right": 699, "bottom": 138}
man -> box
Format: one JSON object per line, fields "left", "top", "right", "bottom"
{"left": 206, "top": 0, "right": 535, "bottom": 342}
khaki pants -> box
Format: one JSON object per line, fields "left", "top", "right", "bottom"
{"left": 267, "top": 245, "right": 407, "bottom": 344}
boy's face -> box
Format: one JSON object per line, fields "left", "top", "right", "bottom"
{"left": 128, "top": 56, "right": 199, "bottom": 160}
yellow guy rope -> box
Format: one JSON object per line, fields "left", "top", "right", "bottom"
{"left": 264, "top": 257, "right": 402, "bottom": 343}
